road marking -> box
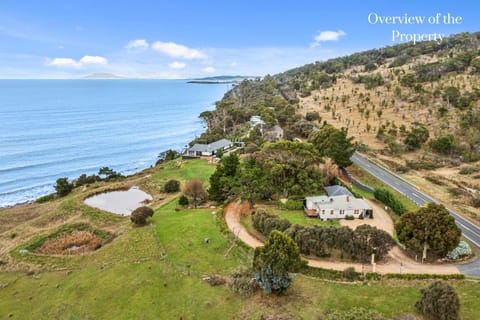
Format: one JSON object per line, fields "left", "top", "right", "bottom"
{"left": 461, "top": 233, "right": 480, "bottom": 248}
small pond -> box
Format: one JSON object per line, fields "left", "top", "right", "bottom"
{"left": 84, "top": 186, "right": 152, "bottom": 215}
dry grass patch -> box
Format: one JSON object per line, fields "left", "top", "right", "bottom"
{"left": 37, "top": 231, "right": 103, "bottom": 255}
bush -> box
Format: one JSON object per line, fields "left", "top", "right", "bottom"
{"left": 415, "top": 281, "right": 460, "bottom": 320}
{"left": 277, "top": 199, "right": 303, "bottom": 211}
{"left": 446, "top": 241, "right": 472, "bottom": 260}
{"left": 459, "top": 166, "right": 480, "bottom": 175}
{"left": 252, "top": 210, "right": 291, "bottom": 236}
{"left": 374, "top": 188, "right": 406, "bottom": 215}
{"left": 229, "top": 268, "right": 259, "bottom": 297}
{"left": 132, "top": 206, "right": 154, "bottom": 217}
{"left": 471, "top": 196, "right": 480, "bottom": 208}
{"left": 305, "top": 111, "right": 321, "bottom": 122}
{"left": 343, "top": 267, "right": 357, "bottom": 281}
{"left": 345, "top": 215, "right": 355, "bottom": 220}
{"left": 164, "top": 179, "right": 180, "bottom": 193}
{"left": 178, "top": 195, "right": 189, "bottom": 207}
{"left": 36, "top": 193, "right": 55, "bottom": 203}
{"left": 54, "top": 178, "right": 73, "bottom": 197}
{"left": 130, "top": 206, "right": 153, "bottom": 226}
{"left": 75, "top": 173, "right": 101, "bottom": 187}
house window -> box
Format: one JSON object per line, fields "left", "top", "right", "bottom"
{"left": 354, "top": 209, "right": 359, "bottom": 214}
{"left": 322, "top": 209, "right": 325, "bottom": 215}
{"left": 330, "top": 210, "right": 334, "bottom": 215}
{"left": 340, "top": 210, "right": 344, "bottom": 215}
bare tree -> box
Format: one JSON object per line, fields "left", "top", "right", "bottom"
{"left": 183, "top": 179, "right": 206, "bottom": 208}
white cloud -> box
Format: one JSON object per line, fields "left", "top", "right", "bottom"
{"left": 152, "top": 41, "right": 207, "bottom": 59}
{"left": 312, "top": 30, "right": 346, "bottom": 47}
{"left": 48, "top": 58, "right": 82, "bottom": 68}
{"left": 125, "top": 39, "right": 149, "bottom": 49}
{"left": 79, "top": 55, "right": 108, "bottom": 65}
{"left": 47, "top": 55, "right": 108, "bottom": 68}
{"left": 202, "top": 66, "right": 215, "bottom": 73}
{"left": 168, "top": 61, "right": 186, "bottom": 69}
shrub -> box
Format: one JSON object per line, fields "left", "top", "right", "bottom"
{"left": 75, "top": 173, "right": 101, "bottom": 187}
{"left": 305, "top": 111, "right": 321, "bottom": 121}
{"left": 374, "top": 188, "right": 406, "bottom": 215}
{"left": 277, "top": 199, "right": 303, "bottom": 211}
{"left": 36, "top": 193, "right": 55, "bottom": 203}
{"left": 415, "top": 281, "right": 460, "bottom": 320}
{"left": 446, "top": 241, "right": 472, "bottom": 260}
{"left": 252, "top": 210, "right": 291, "bottom": 236}
{"left": 459, "top": 166, "right": 480, "bottom": 175}
{"left": 54, "top": 178, "right": 73, "bottom": 197}
{"left": 183, "top": 179, "right": 207, "bottom": 208}
{"left": 343, "top": 267, "right": 357, "bottom": 281}
{"left": 132, "top": 206, "right": 154, "bottom": 217}
{"left": 178, "top": 195, "right": 189, "bottom": 207}
{"left": 164, "top": 179, "right": 180, "bottom": 193}
{"left": 471, "top": 196, "right": 480, "bottom": 208}
{"left": 229, "top": 268, "right": 259, "bottom": 297}
{"left": 130, "top": 206, "right": 153, "bottom": 226}
{"left": 345, "top": 215, "right": 355, "bottom": 220}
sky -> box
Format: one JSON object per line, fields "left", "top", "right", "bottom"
{"left": 0, "top": 0, "right": 479, "bottom": 79}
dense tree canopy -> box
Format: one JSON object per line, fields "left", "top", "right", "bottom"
{"left": 255, "top": 141, "right": 323, "bottom": 197}
{"left": 208, "top": 154, "right": 239, "bottom": 202}
{"left": 396, "top": 203, "right": 461, "bottom": 260}
{"left": 309, "top": 124, "right": 356, "bottom": 168}
{"left": 235, "top": 157, "right": 270, "bottom": 208}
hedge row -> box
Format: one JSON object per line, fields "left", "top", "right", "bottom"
{"left": 374, "top": 188, "right": 406, "bottom": 215}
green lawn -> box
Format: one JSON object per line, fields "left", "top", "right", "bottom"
{"left": 272, "top": 209, "right": 339, "bottom": 227}
{"left": 148, "top": 158, "right": 216, "bottom": 185}
{"left": 2, "top": 198, "right": 480, "bottom": 319}
{"left": 2, "top": 159, "right": 480, "bottom": 319}
{"left": 152, "top": 199, "right": 249, "bottom": 274}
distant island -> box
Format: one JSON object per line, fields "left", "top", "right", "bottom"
{"left": 83, "top": 73, "right": 126, "bottom": 79}
{"left": 187, "top": 75, "right": 257, "bottom": 84}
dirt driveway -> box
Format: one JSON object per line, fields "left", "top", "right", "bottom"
{"left": 224, "top": 201, "right": 460, "bottom": 275}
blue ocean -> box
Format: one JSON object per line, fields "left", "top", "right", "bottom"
{"left": 0, "top": 80, "right": 228, "bottom": 207}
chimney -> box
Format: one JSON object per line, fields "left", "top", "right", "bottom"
{"left": 346, "top": 196, "right": 350, "bottom": 202}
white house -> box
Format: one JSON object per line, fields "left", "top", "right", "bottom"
{"left": 250, "top": 115, "right": 265, "bottom": 128}
{"left": 183, "top": 139, "right": 233, "bottom": 158}
{"left": 304, "top": 186, "right": 372, "bottom": 220}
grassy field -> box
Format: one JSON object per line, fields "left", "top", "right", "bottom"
{"left": 2, "top": 159, "right": 480, "bottom": 319}
{"left": 272, "top": 209, "right": 339, "bottom": 227}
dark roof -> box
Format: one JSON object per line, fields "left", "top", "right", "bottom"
{"left": 324, "top": 185, "right": 354, "bottom": 197}
{"left": 187, "top": 139, "right": 232, "bottom": 153}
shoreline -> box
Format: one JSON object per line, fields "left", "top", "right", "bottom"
{"left": 0, "top": 87, "right": 228, "bottom": 210}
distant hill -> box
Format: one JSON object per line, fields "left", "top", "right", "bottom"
{"left": 83, "top": 73, "right": 126, "bottom": 79}
{"left": 187, "top": 75, "right": 256, "bottom": 84}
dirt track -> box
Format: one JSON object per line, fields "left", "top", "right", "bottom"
{"left": 224, "top": 201, "right": 460, "bottom": 275}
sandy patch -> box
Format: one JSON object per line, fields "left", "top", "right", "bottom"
{"left": 84, "top": 186, "right": 152, "bottom": 215}
{"left": 339, "top": 199, "right": 394, "bottom": 235}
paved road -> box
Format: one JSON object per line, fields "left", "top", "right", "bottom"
{"left": 351, "top": 152, "right": 480, "bottom": 276}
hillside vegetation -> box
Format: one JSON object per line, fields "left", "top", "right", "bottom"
{"left": 196, "top": 32, "right": 480, "bottom": 222}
